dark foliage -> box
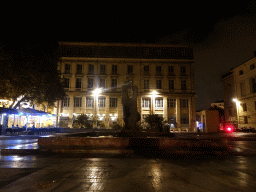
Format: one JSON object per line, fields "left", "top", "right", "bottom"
{"left": 0, "top": 41, "right": 66, "bottom": 108}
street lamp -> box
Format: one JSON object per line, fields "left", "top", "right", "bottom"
{"left": 233, "top": 98, "right": 240, "bottom": 128}
{"left": 93, "top": 88, "right": 102, "bottom": 128}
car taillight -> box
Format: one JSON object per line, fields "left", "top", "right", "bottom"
{"left": 226, "top": 127, "right": 232, "bottom": 132}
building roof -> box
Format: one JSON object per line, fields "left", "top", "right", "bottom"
{"left": 58, "top": 42, "right": 193, "bottom": 60}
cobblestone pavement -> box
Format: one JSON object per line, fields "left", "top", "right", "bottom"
{"left": 0, "top": 154, "right": 256, "bottom": 191}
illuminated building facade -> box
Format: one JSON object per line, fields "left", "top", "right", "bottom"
{"left": 57, "top": 42, "right": 196, "bottom": 131}
{"left": 222, "top": 53, "right": 256, "bottom": 129}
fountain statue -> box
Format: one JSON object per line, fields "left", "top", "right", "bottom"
{"left": 121, "top": 82, "right": 141, "bottom": 130}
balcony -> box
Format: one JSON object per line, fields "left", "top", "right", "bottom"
{"left": 179, "top": 73, "right": 187, "bottom": 77}
{"left": 167, "top": 72, "right": 175, "bottom": 77}
{"left": 155, "top": 72, "right": 163, "bottom": 77}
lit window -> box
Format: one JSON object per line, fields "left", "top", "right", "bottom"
{"left": 155, "top": 98, "right": 163, "bottom": 108}
{"left": 98, "top": 97, "right": 106, "bottom": 108}
{"left": 62, "top": 97, "right": 70, "bottom": 107}
{"left": 86, "top": 97, "right": 94, "bottom": 108}
{"left": 142, "top": 98, "right": 150, "bottom": 108}
{"left": 74, "top": 97, "right": 82, "bottom": 107}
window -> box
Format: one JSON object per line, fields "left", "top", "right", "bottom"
{"left": 244, "top": 116, "right": 248, "bottom": 124}
{"left": 242, "top": 103, "right": 247, "bottom": 111}
{"left": 111, "top": 79, "right": 117, "bottom": 88}
{"left": 77, "top": 64, "right": 82, "bottom": 74}
{"left": 156, "top": 66, "right": 161, "bottom": 75}
{"left": 99, "top": 78, "right": 105, "bottom": 88}
{"left": 62, "top": 97, "right": 70, "bottom": 107}
{"left": 74, "top": 97, "right": 82, "bottom": 107}
{"left": 156, "top": 80, "right": 162, "bottom": 89}
{"left": 155, "top": 98, "right": 163, "bottom": 108}
{"left": 168, "top": 98, "right": 176, "bottom": 108}
{"left": 239, "top": 70, "right": 243, "bottom": 75}
{"left": 86, "top": 97, "right": 94, "bottom": 108}
{"left": 180, "top": 98, "right": 188, "bottom": 108}
{"left": 100, "top": 65, "right": 106, "bottom": 74}
{"left": 181, "top": 80, "right": 186, "bottom": 90}
{"left": 142, "top": 98, "right": 150, "bottom": 108}
{"left": 169, "top": 80, "right": 174, "bottom": 90}
{"left": 76, "top": 78, "right": 81, "bottom": 88}
{"left": 144, "top": 79, "right": 149, "bottom": 89}
{"left": 250, "top": 64, "right": 255, "bottom": 70}
{"left": 144, "top": 65, "right": 149, "bottom": 74}
{"left": 65, "top": 64, "right": 71, "bottom": 73}
{"left": 88, "top": 78, "right": 93, "bottom": 88}
{"left": 168, "top": 66, "right": 174, "bottom": 75}
{"left": 240, "top": 116, "right": 248, "bottom": 124}
{"left": 110, "top": 98, "right": 118, "bottom": 108}
{"left": 63, "top": 78, "right": 69, "bottom": 88}
{"left": 240, "top": 82, "right": 246, "bottom": 96}
{"left": 98, "top": 97, "right": 106, "bottom": 108}
{"left": 181, "top": 114, "right": 189, "bottom": 124}
{"left": 127, "top": 65, "right": 133, "bottom": 74}
{"left": 112, "top": 65, "right": 117, "bottom": 74}
{"left": 180, "top": 66, "right": 186, "bottom": 75}
{"left": 250, "top": 78, "right": 256, "bottom": 93}
{"left": 88, "top": 64, "right": 94, "bottom": 74}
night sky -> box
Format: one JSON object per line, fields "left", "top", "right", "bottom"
{"left": 1, "top": 2, "right": 256, "bottom": 110}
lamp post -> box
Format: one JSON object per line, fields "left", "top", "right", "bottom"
{"left": 233, "top": 98, "right": 240, "bottom": 128}
{"left": 93, "top": 88, "right": 101, "bottom": 128}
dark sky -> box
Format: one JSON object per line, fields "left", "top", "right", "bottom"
{"left": 1, "top": 2, "right": 256, "bottom": 110}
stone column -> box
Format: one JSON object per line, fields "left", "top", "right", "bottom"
{"left": 105, "top": 96, "right": 110, "bottom": 128}
{"left": 176, "top": 97, "right": 181, "bottom": 129}
{"left": 69, "top": 96, "right": 74, "bottom": 128}
{"left": 163, "top": 96, "right": 168, "bottom": 121}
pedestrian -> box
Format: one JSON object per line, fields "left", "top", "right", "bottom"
{"left": 197, "top": 127, "right": 200, "bottom": 133}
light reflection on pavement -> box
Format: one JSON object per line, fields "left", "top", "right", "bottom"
{"left": 0, "top": 139, "right": 38, "bottom": 150}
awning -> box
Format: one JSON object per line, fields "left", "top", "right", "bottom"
{"left": 17, "top": 108, "right": 48, "bottom": 116}
{"left": 0, "top": 107, "right": 18, "bottom": 114}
